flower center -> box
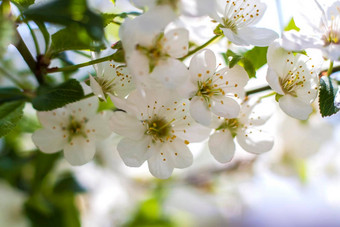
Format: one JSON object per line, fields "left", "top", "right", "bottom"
{"left": 222, "top": 18, "right": 238, "bottom": 34}
{"left": 221, "top": 0, "right": 262, "bottom": 33}
{"left": 96, "top": 77, "right": 116, "bottom": 94}
{"left": 136, "top": 33, "right": 168, "bottom": 72}
{"left": 323, "top": 16, "right": 340, "bottom": 46}
{"left": 145, "top": 117, "right": 173, "bottom": 142}
{"left": 156, "top": 0, "right": 179, "bottom": 10}
{"left": 63, "top": 116, "right": 88, "bottom": 141}
{"left": 216, "top": 118, "right": 240, "bottom": 137}
{"left": 279, "top": 72, "right": 305, "bottom": 97}
{"left": 196, "top": 78, "right": 223, "bottom": 103}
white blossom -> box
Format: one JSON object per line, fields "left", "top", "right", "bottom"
{"left": 90, "top": 51, "right": 135, "bottom": 100}
{"left": 208, "top": 99, "right": 274, "bottom": 163}
{"left": 266, "top": 40, "right": 319, "bottom": 120}
{"left": 130, "top": 0, "right": 213, "bottom": 17}
{"left": 110, "top": 89, "right": 210, "bottom": 179}
{"left": 335, "top": 88, "right": 340, "bottom": 109}
{"left": 120, "top": 7, "right": 190, "bottom": 90}
{"left": 282, "top": 0, "right": 340, "bottom": 61}
{"left": 32, "top": 98, "right": 113, "bottom": 165}
{"left": 211, "top": 0, "right": 278, "bottom": 46}
{"left": 188, "top": 49, "right": 248, "bottom": 126}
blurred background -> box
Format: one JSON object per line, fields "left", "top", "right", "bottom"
{"left": 1, "top": 0, "right": 340, "bottom": 226}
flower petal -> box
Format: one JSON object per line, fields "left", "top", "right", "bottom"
{"left": 32, "top": 128, "right": 67, "bottom": 153}
{"left": 237, "top": 128, "right": 274, "bottom": 154}
{"left": 163, "top": 28, "right": 189, "bottom": 58}
{"left": 281, "top": 30, "right": 324, "bottom": 51}
{"left": 266, "top": 68, "right": 285, "bottom": 95}
{"left": 63, "top": 136, "right": 96, "bottom": 166}
{"left": 89, "top": 74, "right": 105, "bottom": 100}
{"left": 117, "top": 137, "right": 153, "bottom": 167}
{"left": 237, "top": 27, "right": 279, "bottom": 47}
{"left": 221, "top": 28, "right": 247, "bottom": 46}
{"left": 148, "top": 148, "right": 174, "bottom": 179}
{"left": 37, "top": 108, "right": 68, "bottom": 129}
{"left": 175, "top": 122, "right": 211, "bottom": 143}
{"left": 278, "top": 95, "right": 313, "bottom": 120}
{"left": 211, "top": 96, "right": 240, "bottom": 119}
{"left": 189, "top": 49, "right": 216, "bottom": 81}
{"left": 86, "top": 111, "right": 113, "bottom": 139}
{"left": 67, "top": 97, "right": 99, "bottom": 121}
{"left": 208, "top": 130, "right": 235, "bottom": 163}
{"left": 110, "top": 111, "right": 145, "bottom": 140}
{"left": 267, "top": 40, "right": 290, "bottom": 74}
{"left": 151, "top": 58, "right": 189, "bottom": 89}
{"left": 189, "top": 96, "right": 211, "bottom": 126}
{"left": 163, "top": 139, "right": 193, "bottom": 169}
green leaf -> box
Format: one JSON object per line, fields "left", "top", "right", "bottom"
{"left": 223, "top": 47, "right": 268, "bottom": 79}
{"left": 0, "top": 101, "right": 25, "bottom": 138}
{"left": 10, "top": 0, "right": 34, "bottom": 9}
{"left": 51, "top": 24, "right": 105, "bottom": 54}
{"left": 102, "top": 12, "right": 141, "bottom": 27}
{"left": 32, "top": 151, "right": 60, "bottom": 191}
{"left": 0, "top": 87, "right": 26, "bottom": 104}
{"left": 32, "top": 79, "right": 84, "bottom": 111}
{"left": 319, "top": 76, "right": 339, "bottom": 117}
{"left": 244, "top": 46, "right": 268, "bottom": 70}
{"left": 102, "top": 13, "right": 117, "bottom": 27}
{"left": 239, "top": 58, "right": 256, "bottom": 78}
{"left": 223, "top": 50, "right": 242, "bottom": 68}
{"left": 284, "top": 18, "right": 300, "bottom": 32}
{"left": 53, "top": 172, "right": 86, "bottom": 194}
{"left": 23, "top": 0, "right": 104, "bottom": 40}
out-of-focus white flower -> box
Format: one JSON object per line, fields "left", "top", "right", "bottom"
{"left": 110, "top": 89, "right": 210, "bottom": 179}
{"left": 208, "top": 99, "right": 273, "bottom": 163}
{"left": 32, "top": 98, "right": 113, "bottom": 165}
{"left": 90, "top": 51, "right": 135, "bottom": 101}
{"left": 335, "top": 88, "right": 340, "bottom": 109}
{"left": 0, "top": 181, "right": 29, "bottom": 227}
{"left": 282, "top": 1, "right": 340, "bottom": 61}
{"left": 130, "top": 0, "right": 213, "bottom": 17}
{"left": 211, "top": 0, "right": 278, "bottom": 46}
{"left": 120, "top": 7, "right": 190, "bottom": 91}
{"left": 187, "top": 49, "right": 248, "bottom": 126}
{"left": 266, "top": 40, "right": 319, "bottom": 120}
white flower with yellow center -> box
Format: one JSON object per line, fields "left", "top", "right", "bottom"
{"left": 266, "top": 40, "right": 319, "bottom": 120}
{"left": 90, "top": 55, "right": 135, "bottom": 100}
{"left": 282, "top": 1, "right": 340, "bottom": 61}
{"left": 208, "top": 99, "right": 274, "bottom": 163}
{"left": 110, "top": 89, "right": 210, "bottom": 179}
{"left": 32, "top": 97, "right": 113, "bottom": 165}
{"left": 188, "top": 49, "right": 249, "bottom": 126}
{"left": 120, "top": 7, "right": 190, "bottom": 90}
{"left": 211, "top": 0, "right": 278, "bottom": 46}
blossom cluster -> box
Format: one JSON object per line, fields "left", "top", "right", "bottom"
{"left": 32, "top": 0, "right": 337, "bottom": 179}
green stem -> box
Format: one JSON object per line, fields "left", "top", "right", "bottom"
{"left": 327, "top": 61, "right": 334, "bottom": 76}
{"left": 259, "top": 91, "right": 276, "bottom": 100}
{"left": 246, "top": 85, "right": 271, "bottom": 96}
{"left": 26, "top": 22, "right": 40, "bottom": 56}
{"left": 14, "top": 31, "right": 44, "bottom": 84}
{"left": 179, "top": 35, "right": 221, "bottom": 61}
{"left": 47, "top": 54, "right": 116, "bottom": 73}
